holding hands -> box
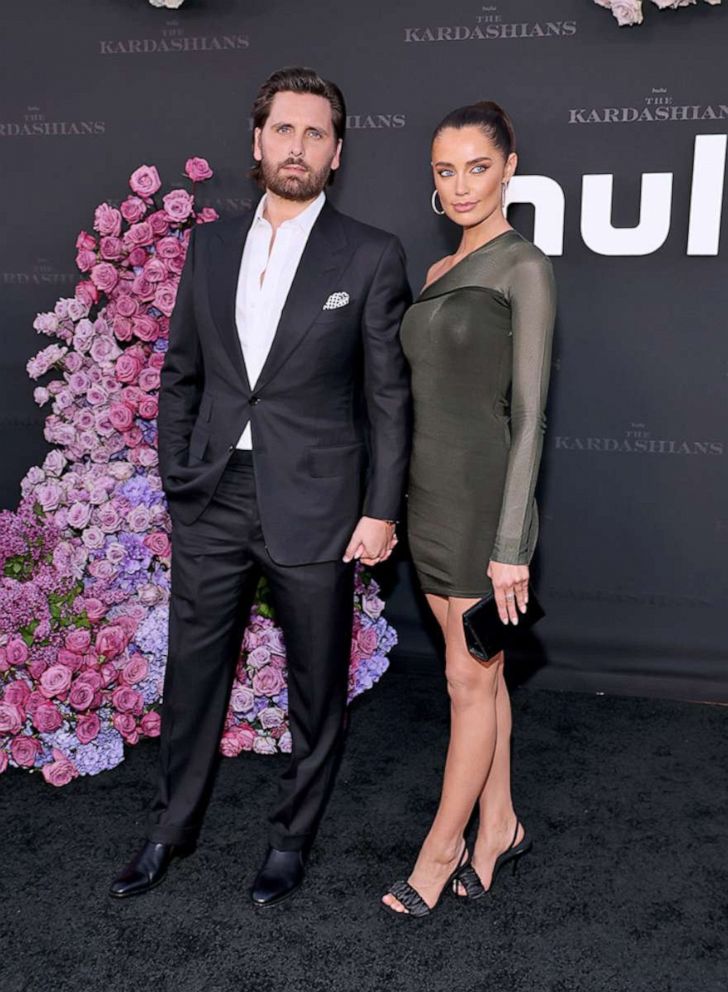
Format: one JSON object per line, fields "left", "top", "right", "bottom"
{"left": 487, "top": 561, "right": 529, "bottom": 625}
{"left": 343, "top": 517, "right": 398, "bottom": 566}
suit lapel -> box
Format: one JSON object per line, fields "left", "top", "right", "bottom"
{"left": 254, "top": 200, "right": 349, "bottom": 391}
{"left": 205, "top": 200, "right": 350, "bottom": 394}
{"left": 207, "top": 210, "right": 254, "bottom": 392}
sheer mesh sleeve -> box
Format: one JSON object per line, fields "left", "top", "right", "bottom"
{"left": 490, "top": 251, "right": 556, "bottom": 565}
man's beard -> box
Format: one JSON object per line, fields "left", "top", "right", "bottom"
{"left": 261, "top": 156, "right": 331, "bottom": 202}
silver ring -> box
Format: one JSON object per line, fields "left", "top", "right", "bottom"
{"left": 506, "top": 592, "right": 515, "bottom": 599}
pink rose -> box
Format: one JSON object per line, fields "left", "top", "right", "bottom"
{"left": 6, "top": 638, "right": 30, "bottom": 667}
{"left": 127, "top": 245, "right": 148, "bottom": 267}
{"left": 356, "top": 626, "right": 379, "bottom": 656}
{"left": 57, "top": 649, "right": 83, "bottom": 672}
{"left": 126, "top": 221, "right": 154, "bottom": 247}
{"left": 219, "top": 725, "right": 256, "bottom": 756}
{"left": 0, "top": 701, "right": 24, "bottom": 734}
{"left": 68, "top": 679, "right": 95, "bottom": 711}
{"left": 162, "top": 189, "right": 194, "bottom": 223}
{"left": 39, "top": 664, "right": 73, "bottom": 699}
{"left": 122, "top": 656, "right": 148, "bottom": 685}
{"left": 137, "top": 395, "right": 158, "bottom": 419}
{"left": 140, "top": 711, "right": 161, "bottom": 737}
{"left": 258, "top": 706, "right": 285, "bottom": 730}
{"left": 132, "top": 315, "right": 159, "bottom": 342}
{"left": 252, "top": 665, "right": 286, "bottom": 697}
{"left": 112, "top": 712, "right": 137, "bottom": 738}
{"left": 65, "top": 629, "right": 91, "bottom": 653}
{"left": 4, "top": 680, "right": 31, "bottom": 708}
{"left": 108, "top": 402, "right": 134, "bottom": 432}
{"left": 152, "top": 282, "right": 177, "bottom": 317}
{"left": 83, "top": 598, "right": 107, "bottom": 622}
{"left": 155, "top": 236, "right": 182, "bottom": 260}
{"left": 90, "top": 262, "right": 119, "bottom": 294}
{"left": 75, "top": 280, "right": 99, "bottom": 307}
{"left": 143, "top": 257, "right": 168, "bottom": 283}
{"left": 138, "top": 367, "right": 161, "bottom": 391}
{"left": 32, "top": 700, "right": 63, "bottom": 733}
{"left": 114, "top": 294, "right": 138, "bottom": 318}
{"left": 42, "top": 750, "right": 78, "bottom": 787}
{"left": 129, "top": 165, "right": 161, "bottom": 198}
{"left": 100, "top": 236, "right": 124, "bottom": 261}
{"left": 76, "top": 712, "right": 101, "bottom": 744}
{"left": 11, "top": 735, "right": 42, "bottom": 768}
{"left": 77, "top": 231, "right": 96, "bottom": 251}
{"left": 120, "top": 196, "right": 147, "bottom": 224}
{"left": 114, "top": 351, "right": 142, "bottom": 383}
{"left": 27, "top": 658, "right": 48, "bottom": 681}
{"left": 94, "top": 203, "right": 122, "bottom": 237}
{"left": 67, "top": 502, "right": 92, "bottom": 529}
{"left": 144, "top": 531, "right": 171, "bottom": 557}
{"left": 197, "top": 207, "right": 219, "bottom": 223}
{"left": 148, "top": 210, "right": 171, "bottom": 236}
{"left": 95, "top": 624, "right": 128, "bottom": 660}
{"left": 76, "top": 249, "right": 97, "bottom": 272}
{"left": 111, "top": 686, "right": 143, "bottom": 714}
{"left": 185, "top": 157, "right": 213, "bottom": 182}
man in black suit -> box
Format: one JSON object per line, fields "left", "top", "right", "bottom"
{"left": 109, "top": 67, "right": 411, "bottom": 906}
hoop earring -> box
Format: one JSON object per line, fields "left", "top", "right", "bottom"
{"left": 431, "top": 190, "right": 445, "bottom": 216}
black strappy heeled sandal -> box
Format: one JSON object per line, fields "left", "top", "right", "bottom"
{"left": 452, "top": 819, "right": 532, "bottom": 901}
{"left": 381, "top": 842, "right": 469, "bottom": 919}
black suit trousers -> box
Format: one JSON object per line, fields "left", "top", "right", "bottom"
{"left": 146, "top": 450, "right": 355, "bottom": 851}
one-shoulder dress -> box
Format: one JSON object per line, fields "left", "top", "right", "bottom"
{"left": 400, "top": 228, "right": 557, "bottom": 598}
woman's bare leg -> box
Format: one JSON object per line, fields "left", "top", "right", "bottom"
{"left": 382, "top": 595, "right": 502, "bottom": 912}
{"left": 467, "top": 658, "right": 524, "bottom": 889}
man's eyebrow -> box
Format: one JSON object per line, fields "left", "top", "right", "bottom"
{"left": 269, "top": 119, "right": 330, "bottom": 134}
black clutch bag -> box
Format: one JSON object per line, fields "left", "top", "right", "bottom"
{"left": 462, "top": 587, "right": 545, "bottom": 662}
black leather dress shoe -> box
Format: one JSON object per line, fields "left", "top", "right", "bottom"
{"left": 108, "top": 840, "right": 195, "bottom": 899}
{"left": 250, "top": 847, "right": 305, "bottom": 908}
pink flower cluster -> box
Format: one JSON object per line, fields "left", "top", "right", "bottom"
{"left": 0, "top": 159, "right": 398, "bottom": 785}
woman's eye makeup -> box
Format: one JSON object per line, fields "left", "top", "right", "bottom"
{"left": 436, "top": 166, "right": 489, "bottom": 178}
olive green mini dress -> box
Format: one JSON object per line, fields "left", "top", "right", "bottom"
{"left": 400, "top": 228, "right": 556, "bottom": 598}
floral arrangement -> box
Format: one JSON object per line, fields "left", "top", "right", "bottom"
{"left": 594, "top": 0, "right": 721, "bottom": 27}
{"left": 0, "top": 160, "right": 397, "bottom": 784}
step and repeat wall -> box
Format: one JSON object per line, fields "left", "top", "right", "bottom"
{"left": 2, "top": 0, "right": 727, "bottom": 700}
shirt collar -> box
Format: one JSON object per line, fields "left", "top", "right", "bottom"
{"left": 254, "top": 190, "right": 326, "bottom": 234}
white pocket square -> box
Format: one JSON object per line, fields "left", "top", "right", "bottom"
{"left": 322, "top": 291, "right": 350, "bottom": 311}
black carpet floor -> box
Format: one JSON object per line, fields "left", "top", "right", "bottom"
{"left": 3, "top": 667, "right": 727, "bottom": 992}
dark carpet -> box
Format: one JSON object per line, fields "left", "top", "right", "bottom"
{"left": 3, "top": 667, "right": 727, "bottom": 992}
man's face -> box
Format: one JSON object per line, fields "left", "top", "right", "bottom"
{"left": 253, "top": 91, "right": 342, "bottom": 201}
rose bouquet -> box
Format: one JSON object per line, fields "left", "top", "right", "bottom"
{"left": 593, "top": 0, "right": 721, "bottom": 28}
{"left": 0, "top": 160, "right": 398, "bottom": 783}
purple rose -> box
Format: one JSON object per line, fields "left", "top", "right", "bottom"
{"left": 252, "top": 665, "right": 286, "bottom": 697}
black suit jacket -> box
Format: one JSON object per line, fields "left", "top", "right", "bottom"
{"left": 157, "top": 200, "right": 412, "bottom": 566}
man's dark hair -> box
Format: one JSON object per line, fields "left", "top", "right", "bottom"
{"left": 250, "top": 66, "right": 347, "bottom": 187}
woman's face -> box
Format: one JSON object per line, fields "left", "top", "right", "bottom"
{"left": 431, "top": 125, "right": 516, "bottom": 228}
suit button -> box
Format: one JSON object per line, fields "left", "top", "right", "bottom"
{"left": 249, "top": 396, "right": 260, "bottom": 406}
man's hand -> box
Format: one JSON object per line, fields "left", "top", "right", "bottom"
{"left": 343, "top": 517, "right": 397, "bottom": 566}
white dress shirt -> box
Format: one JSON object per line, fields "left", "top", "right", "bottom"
{"left": 234, "top": 191, "right": 326, "bottom": 449}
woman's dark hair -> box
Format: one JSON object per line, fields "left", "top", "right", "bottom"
{"left": 250, "top": 66, "right": 346, "bottom": 187}
{"left": 432, "top": 101, "right": 516, "bottom": 160}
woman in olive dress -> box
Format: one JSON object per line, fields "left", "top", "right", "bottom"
{"left": 382, "top": 102, "right": 556, "bottom": 917}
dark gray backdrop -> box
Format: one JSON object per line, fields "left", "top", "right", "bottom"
{"left": 2, "top": 0, "right": 727, "bottom": 701}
